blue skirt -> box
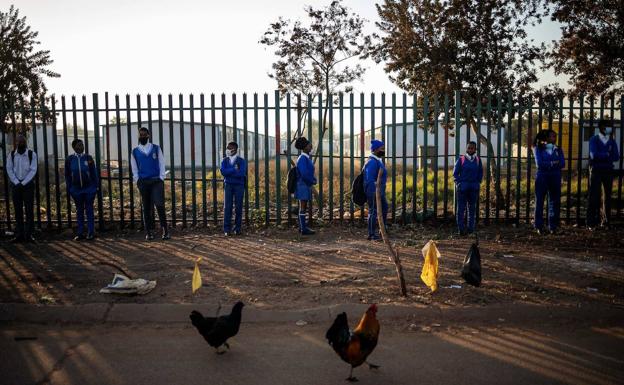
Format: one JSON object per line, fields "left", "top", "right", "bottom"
{"left": 294, "top": 181, "right": 312, "bottom": 201}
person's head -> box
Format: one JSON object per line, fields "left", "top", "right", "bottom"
{"left": 546, "top": 129, "right": 557, "bottom": 144}
{"left": 295, "top": 137, "right": 312, "bottom": 153}
{"left": 72, "top": 138, "right": 84, "bottom": 154}
{"left": 227, "top": 141, "right": 238, "bottom": 156}
{"left": 138, "top": 127, "right": 150, "bottom": 145}
{"left": 533, "top": 129, "right": 549, "bottom": 148}
{"left": 371, "top": 140, "right": 385, "bottom": 157}
{"left": 466, "top": 141, "right": 477, "bottom": 155}
{"left": 598, "top": 119, "right": 613, "bottom": 136}
{"left": 15, "top": 134, "right": 26, "bottom": 153}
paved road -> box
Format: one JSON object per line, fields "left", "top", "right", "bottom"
{"left": 2, "top": 321, "right": 623, "bottom": 385}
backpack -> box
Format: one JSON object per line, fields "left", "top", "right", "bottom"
{"left": 351, "top": 159, "right": 372, "bottom": 207}
{"left": 286, "top": 166, "right": 298, "bottom": 194}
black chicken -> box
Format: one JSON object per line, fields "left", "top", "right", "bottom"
{"left": 189, "top": 301, "right": 244, "bottom": 354}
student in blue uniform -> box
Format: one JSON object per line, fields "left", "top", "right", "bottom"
{"left": 532, "top": 130, "right": 565, "bottom": 235}
{"left": 364, "top": 140, "right": 387, "bottom": 241}
{"left": 453, "top": 141, "right": 483, "bottom": 236}
{"left": 65, "top": 139, "right": 98, "bottom": 240}
{"left": 6, "top": 134, "right": 38, "bottom": 243}
{"left": 220, "top": 141, "right": 247, "bottom": 236}
{"left": 131, "top": 127, "right": 170, "bottom": 240}
{"left": 587, "top": 119, "right": 620, "bottom": 230}
{"left": 294, "top": 137, "right": 316, "bottom": 235}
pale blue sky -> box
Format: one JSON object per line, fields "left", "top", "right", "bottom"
{"left": 5, "top": 0, "right": 566, "bottom": 96}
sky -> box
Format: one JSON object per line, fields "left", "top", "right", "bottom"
{"left": 5, "top": 0, "right": 566, "bottom": 97}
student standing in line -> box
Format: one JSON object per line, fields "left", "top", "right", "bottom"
{"left": 131, "top": 127, "right": 170, "bottom": 240}
{"left": 6, "top": 134, "right": 37, "bottom": 243}
{"left": 294, "top": 137, "right": 316, "bottom": 235}
{"left": 453, "top": 141, "right": 483, "bottom": 236}
{"left": 65, "top": 138, "right": 98, "bottom": 240}
{"left": 587, "top": 119, "right": 620, "bottom": 230}
{"left": 364, "top": 140, "right": 387, "bottom": 241}
{"left": 532, "top": 130, "right": 565, "bottom": 235}
{"left": 220, "top": 141, "right": 247, "bottom": 236}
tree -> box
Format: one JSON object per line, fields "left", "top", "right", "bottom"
{"left": 374, "top": 0, "right": 546, "bottom": 208}
{"left": 0, "top": 5, "right": 59, "bottom": 132}
{"left": 259, "top": 0, "right": 375, "bottom": 157}
{"left": 547, "top": 0, "right": 624, "bottom": 96}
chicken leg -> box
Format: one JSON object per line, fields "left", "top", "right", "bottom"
{"left": 346, "top": 367, "right": 358, "bottom": 382}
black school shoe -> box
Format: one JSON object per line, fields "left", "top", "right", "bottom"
{"left": 161, "top": 227, "right": 170, "bottom": 240}
{"left": 145, "top": 232, "right": 155, "bottom": 241}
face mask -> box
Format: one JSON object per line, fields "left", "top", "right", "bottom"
{"left": 545, "top": 143, "right": 554, "bottom": 150}
{"left": 228, "top": 149, "right": 237, "bottom": 156}
{"left": 17, "top": 144, "right": 26, "bottom": 153}
{"left": 139, "top": 137, "right": 148, "bottom": 145}
{"left": 377, "top": 151, "right": 385, "bottom": 157}
{"left": 605, "top": 127, "right": 613, "bottom": 135}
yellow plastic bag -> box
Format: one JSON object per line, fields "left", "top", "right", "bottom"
{"left": 192, "top": 257, "right": 202, "bottom": 293}
{"left": 421, "top": 240, "right": 440, "bottom": 292}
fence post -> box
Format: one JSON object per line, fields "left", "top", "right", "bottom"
{"left": 92, "top": 93, "right": 105, "bottom": 230}
{"left": 453, "top": 91, "right": 461, "bottom": 220}
{"left": 275, "top": 90, "right": 281, "bottom": 225}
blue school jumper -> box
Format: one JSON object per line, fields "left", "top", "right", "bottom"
{"left": 65, "top": 153, "right": 98, "bottom": 236}
{"left": 220, "top": 156, "right": 247, "bottom": 233}
{"left": 453, "top": 154, "right": 483, "bottom": 233}
{"left": 533, "top": 145, "right": 565, "bottom": 231}
{"left": 363, "top": 155, "right": 388, "bottom": 239}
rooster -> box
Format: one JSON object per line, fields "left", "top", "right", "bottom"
{"left": 325, "top": 304, "right": 380, "bottom": 382}
{"left": 189, "top": 301, "right": 244, "bottom": 354}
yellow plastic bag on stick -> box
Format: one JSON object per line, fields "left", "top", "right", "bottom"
{"left": 192, "top": 257, "right": 202, "bottom": 293}
{"left": 421, "top": 240, "right": 440, "bottom": 292}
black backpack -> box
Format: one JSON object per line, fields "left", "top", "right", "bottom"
{"left": 461, "top": 242, "right": 482, "bottom": 287}
{"left": 351, "top": 159, "right": 370, "bottom": 207}
{"left": 286, "top": 166, "right": 298, "bottom": 194}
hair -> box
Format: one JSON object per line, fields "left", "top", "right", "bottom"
{"left": 533, "top": 129, "right": 554, "bottom": 148}
{"left": 227, "top": 141, "right": 238, "bottom": 150}
{"left": 138, "top": 127, "right": 150, "bottom": 134}
{"left": 294, "top": 137, "right": 310, "bottom": 150}
{"left": 71, "top": 138, "right": 83, "bottom": 148}
{"left": 598, "top": 119, "right": 612, "bottom": 130}
{"left": 467, "top": 141, "right": 477, "bottom": 147}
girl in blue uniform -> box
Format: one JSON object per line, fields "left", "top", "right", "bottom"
{"left": 533, "top": 129, "right": 565, "bottom": 234}
{"left": 294, "top": 137, "right": 317, "bottom": 235}
{"left": 453, "top": 141, "right": 483, "bottom": 236}
{"left": 65, "top": 139, "right": 98, "bottom": 240}
{"left": 220, "top": 141, "right": 247, "bottom": 236}
{"left": 364, "top": 140, "right": 387, "bottom": 240}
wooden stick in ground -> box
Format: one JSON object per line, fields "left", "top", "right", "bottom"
{"left": 376, "top": 168, "right": 407, "bottom": 296}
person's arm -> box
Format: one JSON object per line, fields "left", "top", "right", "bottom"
{"left": 477, "top": 158, "right": 484, "bottom": 183}
{"left": 21, "top": 152, "right": 38, "bottom": 185}
{"left": 364, "top": 159, "right": 378, "bottom": 187}
{"left": 610, "top": 140, "right": 620, "bottom": 163}
{"left": 220, "top": 158, "right": 235, "bottom": 177}
{"left": 533, "top": 147, "right": 552, "bottom": 169}
{"left": 236, "top": 158, "right": 247, "bottom": 178}
{"left": 6, "top": 152, "right": 18, "bottom": 185}
{"left": 558, "top": 149, "right": 565, "bottom": 170}
{"left": 158, "top": 146, "right": 166, "bottom": 181}
{"left": 452, "top": 158, "right": 461, "bottom": 183}
{"left": 65, "top": 156, "right": 72, "bottom": 192}
{"left": 130, "top": 150, "right": 139, "bottom": 183}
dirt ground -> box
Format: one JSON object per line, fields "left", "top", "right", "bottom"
{"left": 1, "top": 222, "right": 623, "bottom": 311}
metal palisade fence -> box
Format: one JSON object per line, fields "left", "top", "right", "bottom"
{"left": 0, "top": 91, "right": 623, "bottom": 231}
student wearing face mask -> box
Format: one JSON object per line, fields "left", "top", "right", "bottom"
{"left": 587, "top": 119, "right": 620, "bottom": 230}
{"left": 453, "top": 141, "right": 483, "bottom": 236}
{"left": 220, "top": 141, "right": 247, "bottom": 236}
{"left": 532, "top": 129, "right": 565, "bottom": 235}
{"left": 294, "top": 137, "right": 316, "bottom": 235}
{"left": 6, "top": 134, "right": 38, "bottom": 243}
{"left": 131, "top": 127, "right": 170, "bottom": 240}
{"left": 364, "top": 140, "right": 387, "bottom": 240}
{"left": 65, "top": 139, "right": 98, "bottom": 240}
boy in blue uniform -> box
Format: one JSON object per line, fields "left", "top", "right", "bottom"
{"left": 6, "top": 134, "right": 38, "bottom": 243}
{"left": 532, "top": 130, "right": 565, "bottom": 234}
{"left": 364, "top": 140, "right": 387, "bottom": 241}
{"left": 453, "top": 141, "right": 483, "bottom": 236}
{"left": 131, "top": 127, "right": 170, "bottom": 240}
{"left": 294, "top": 137, "right": 316, "bottom": 235}
{"left": 587, "top": 119, "right": 620, "bottom": 230}
{"left": 65, "top": 139, "right": 98, "bottom": 240}
{"left": 220, "top": 141, "right": 247, "bottom": 236}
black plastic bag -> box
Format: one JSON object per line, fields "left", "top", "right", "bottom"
{"left": 461, "top": 242, "right": 482, "bottom": 287}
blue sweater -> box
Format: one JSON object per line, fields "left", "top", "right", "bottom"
{"left": 220, "top": 156, "right": 247, "bottom": 185}
{"left": 453, "top": 155, "right": 483, "bottom": 190}
{"left": 65, "top": 153, "right": 98, "bottom": 194}
{"left": 132, "top": 145, "right": 162, "bottom": 180}
{"left": 533, "top": 146, "right": 565, "bottom": 176}
{"left": 296, "top": 154, "right": 317, "bottom": 186}
{"left": 589, "top": 135, "right": 619, "bottom": 170}
{"left": 364, "top": 156, "right": 387, "bottom": 195}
